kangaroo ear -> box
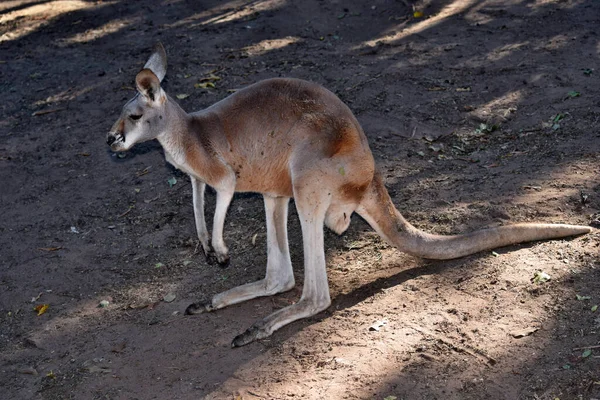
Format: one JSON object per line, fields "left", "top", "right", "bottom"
{"left": 143, "top": 42, "right": 167, "bottom": 82}
{"left": 135, "top": 68, "right": 161, "bottom": 102}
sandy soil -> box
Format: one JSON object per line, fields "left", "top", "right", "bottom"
{"left": 1, "top": 0, "right": 599, "bottom": 399}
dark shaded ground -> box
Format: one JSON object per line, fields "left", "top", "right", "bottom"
{"left": 1, "top": 0, "right": 599, "bottom": 399}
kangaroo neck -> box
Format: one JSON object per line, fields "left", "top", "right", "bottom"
{"left": 156, "top": 96, "right": 191, "bottom": 165}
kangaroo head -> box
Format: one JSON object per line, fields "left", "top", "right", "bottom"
{"left": 107, "top": 43, "right": 169, "bottom": 152}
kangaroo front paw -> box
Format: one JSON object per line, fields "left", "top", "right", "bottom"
{"left": 195, "top": 239, "right": 218, "bottom": 265}
{"left": 203, "top": 251, "right": 229, "bottom": 267}
{"left": 204, "top": 250, "right": 218, "bottom": 265}
{"left": 216, "top": 253, "right": 230, "bottom": 268}
{"left": 184, "top": 300, "right": 214, "bottom": 315}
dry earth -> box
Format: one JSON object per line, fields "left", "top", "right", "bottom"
{"left": 1, "top": 0, "right": 599, "bottom": 399}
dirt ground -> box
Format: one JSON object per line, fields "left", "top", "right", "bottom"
{"left": 1, "top": 0, "right": 599, "bottom": 399}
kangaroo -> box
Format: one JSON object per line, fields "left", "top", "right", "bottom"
{"left": 107, "top": 43, "right": 592, "bottom": 347}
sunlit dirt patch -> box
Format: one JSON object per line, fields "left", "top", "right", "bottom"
{"left": 0, "top": 0, "right": 111, "bottom": 42}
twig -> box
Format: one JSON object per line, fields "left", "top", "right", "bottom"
{"left": 32, "top": 108, "right": 65, "bottom": 116}
{"left": 118, "top": 207, "right": 133, "bottom": 218}
{"left": 456, "top": 157, "right": 478, "bottom": 163}
{"left": 136, "top": 167, "right": 151, "bottom": 177}
{"left": 520, "top": 128, "right": 542, "bottom": 133}
{"left": 38, "top": 246, "right": 63, "bottom": 252}
{"left": 144, "top": 195, "right": 160, "bottom": 204}
{"left": 573, "top": 345, "right": 600, "bottom": 351}
{"left": 346, "top": 74, "right": 382, "bottom": 92}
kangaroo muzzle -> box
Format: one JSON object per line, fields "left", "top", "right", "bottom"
{"left": 106, "top": 132, "right": 125, "bottom": 151}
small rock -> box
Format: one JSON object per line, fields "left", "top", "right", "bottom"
{"left": 163, "top": 293, "right": 176, "bottom": 303}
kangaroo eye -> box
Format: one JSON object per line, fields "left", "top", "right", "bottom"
{"left": 129, "top": 114, "right": 142, "bottom": 121}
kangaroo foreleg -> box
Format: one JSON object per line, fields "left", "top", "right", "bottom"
{"left": 191, "top": 177, "right": 213, "bottom": 259}
{"left": 185, "top": 196, "right": 295, "bottom": 315}
{"left": 209, "top": 187, "right": 234, "bottom": 266}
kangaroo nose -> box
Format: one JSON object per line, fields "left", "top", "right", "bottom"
{"left": 106, "top": 135, "right": 116, "bottom": 146}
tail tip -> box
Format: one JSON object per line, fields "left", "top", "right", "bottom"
{"left": 572, "top": 225, "right": 593, "bottom": 235}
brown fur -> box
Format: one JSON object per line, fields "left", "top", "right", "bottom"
{"left": 339, "top": 181, "right": 370, "bottom": 203}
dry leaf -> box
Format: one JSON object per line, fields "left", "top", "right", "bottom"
{"left": 34, "top": 304, "right": 49, "bottom": 316}
{"left": 194, "top": 82, "right": 216, "bottom": 89}
{"left": 38, "top": 247, "right": 62, "bottom": 252}
{"left": 199, "top": 73, "right": 221, "bottom": 82}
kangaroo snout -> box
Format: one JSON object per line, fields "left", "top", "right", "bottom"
{"left": 106, "top": 134, "right": 117, "bottom": 146}
{"left": 107, "top": 132, "right": 125, "bottom": 151}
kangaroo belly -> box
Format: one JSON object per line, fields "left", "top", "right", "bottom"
{"left": 233, "top": 161, "right": 294, "bottom": 197}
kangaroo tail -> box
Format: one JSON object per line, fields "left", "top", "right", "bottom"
{"left": 355, "top": 172, "right": 592, "bottom": 260}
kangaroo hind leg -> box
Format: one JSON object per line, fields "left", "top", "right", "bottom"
{"left": 231, "top": 185, "right": 332, "bottom": 347}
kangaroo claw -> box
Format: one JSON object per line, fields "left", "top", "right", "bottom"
{"left": 231, "top": 326, "right": 261, "bottom": 347}
{"left": 184, "top": 300, "right": 213, "bottom": 315}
